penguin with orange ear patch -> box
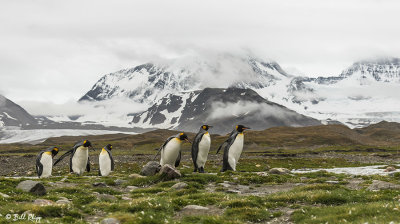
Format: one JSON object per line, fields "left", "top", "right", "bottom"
{"left": 99, "top": 144, "right": 114, "bottom": 176}
{"left": 216, "top": 125, "right": 250, "bottom": 172}
{"left": 192, "top": 125, "right": 212, "bottom": 173}
{"left": 159, "top": 133, "right": 191, "bottom": 167}
{"left": 36, "top": 147, "right": 59, "bottom": 178}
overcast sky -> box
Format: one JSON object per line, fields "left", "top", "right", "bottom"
{"left": 0, "top": 0, "right": 399, "bottom": 106}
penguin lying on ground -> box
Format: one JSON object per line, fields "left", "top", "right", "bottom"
{"left": 192, "top": 125, "right": 212, "bottom": 173}
{"left": 216, "top": 125, "right": 250, "bottom": 172}
{"left": 54, "top": 140, "right": 94, "bottom": 175}
{"left": 157, "top": 133, "right": 191, "bottom": 167}
{"left": 99, "top": 144, "right": 114, "bottom": 176}
{"left": 36, "top": 146, "right": 59, "bottom": 178}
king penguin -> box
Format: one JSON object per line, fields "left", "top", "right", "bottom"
{"left": 191, "top": 125, "right": 212, "bottom": 173}
{"left": 158, "top": 133, "right": 191, "bottom": 167}
{"left": 99, "top": 144, "right": 114, "bottom": 176}
{"left": 36, "top": 146, "right": 59, "bottom": 178}
{"left": 216, "top": 125, "right": 250, "bottom": 172}
{"left": 54, "top": 140, "right": 94, "bottom": 175}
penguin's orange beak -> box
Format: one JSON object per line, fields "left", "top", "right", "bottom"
{"left": 243, "top": 127, "right": 251, "bottom": 130}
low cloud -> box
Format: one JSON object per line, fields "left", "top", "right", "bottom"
{"left": 207, "top": 100, "right": 303, "bottom": 122}
{"left": 19, "top": 98, "right": 148, "bottom": 127}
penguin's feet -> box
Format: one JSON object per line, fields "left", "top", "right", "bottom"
{"left": 199, "top": 167, "right": 205, "bottom": 173}
{"left": 193, "top": 168, "right": 198, "bottom": 173}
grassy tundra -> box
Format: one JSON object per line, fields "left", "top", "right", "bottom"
{"left": 1, "top": 123, "right": 400, "bottom": 223}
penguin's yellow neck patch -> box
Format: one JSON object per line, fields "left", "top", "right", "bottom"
{"left": 239, "top": 133, "right": 244, "bottom": 135}
{"left": 205, "top": 132, "right": 209, "bottom": 135}
{"left": 45, "top": 151, "right": 52, "bottom": 155}
{"left": 175, "top": 137, "right": 182, "bottom": 142}
{"left": 101, "top": 148, "right": 107, "bottom": 154}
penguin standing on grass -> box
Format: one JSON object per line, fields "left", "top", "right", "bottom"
{"left": 191, "top": 125, "right": 212, "bottom": 173}
{"left": 216, "top": 125, "right": 250, "bottom": 172}
{"left": 54, "top": 140, "right": 94, "bottom": 175}
{"left": 36, "top": 147, "right": 59, "bottom": 178}
{"left": 99, "top": 144, "right": 114, "bottom": 176}
{"left": 157, "top": 133, "right": 191, "bottom": 167}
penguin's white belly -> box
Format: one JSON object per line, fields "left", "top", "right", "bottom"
{"left": 228, "top": 134, "right": 244, "bottom": 171}
{"left": 160, "top": 139, "right": 181, "bottom": 166}
{"left": 40, "top": 153, "right": 53, "bottom": 178}
{"left": 72, "top": 147, "right": 88, "bottom": 175}
{"left": 99, "top": 151, "right": 112, "bottom": 176}
{"left": 196, "top": 133, "right": 211, "bottom": 168}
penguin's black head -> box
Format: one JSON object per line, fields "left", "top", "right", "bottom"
{"left": 83, "top": 140, "right": 92, "bottom": 148}
{"left": 179, "top": 133, "right": 191, "bottom": 143}
{"left": 51, "top": 147, "right": 59, "bottom": 157}
{"left": 105, "top": 144, "right": 112, "bottom": 151}
{"left": 236, "top": 125, "right": 250, "bottom": 133}
{"left": 201, "top": 125, "right": 212, "bottom": 131}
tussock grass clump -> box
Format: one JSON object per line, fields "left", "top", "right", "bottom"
{"left": 292, "top": 202, "right": 400, "bottom": 224}
{"left": 225, "top": 207, "right": 271, "bottom": 222}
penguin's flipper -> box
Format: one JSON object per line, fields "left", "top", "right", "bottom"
{"left": 86, "top": 157, "right": 90, "bottom": 172}
{"left": 175, "top": 151, "right": 181, "bottom": 167}
{"left": 36, "top": 152, "right": 44, "bottom": 177}
{"left": 216, "top": 141, "right": 227, "bottom": 154}
{"left": 221, "top": 132, "right": 238, "bottom": 171}
{"left": 191, "top": 133, "right": 204, "bottom": 170}
{"left": 154, "top": 136, "right": 175, "bottom": 160}
{"left": 53, "top": 149, "right": 73, "bottom": 166}
{"left": 106, "top": 149, "right": 115, "bottom": 171}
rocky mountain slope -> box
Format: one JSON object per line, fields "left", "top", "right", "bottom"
{"left": 0, "top": 94, "right": 37, "bottom": 127}
{"left": 79, "top": 54, "right": 291, "bottom": 104}
{"left": 77, "top": 55, "right": 400, "bottom": 129}
{"left": 130, "top": 88, "right": 321, "bottom": 134}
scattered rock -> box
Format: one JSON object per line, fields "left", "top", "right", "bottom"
{"left": 346, "top": 178, "right": 365, "bottom": 190}
{"left": 56, "top": 199, "right": 71, "bottom": 205}
{"left": 385, "top": 166, "right": 396, "bottom": 172}
{"left": 60, "top": 177, "right": 67, "bottom": 182}
{"left": 171, "top": 182, "right": 188, "bottom": 190}
{"left": 0, "top": 192, "right": 10, "bottom": 198}
{"left": 100, "top": 218, "right": 120, "bottom": 224}
{"left": 129, "top": 173, "right": 145, "bottom": 178}
{"left": 182, "top": 205, "right": 209, "bottom": 211}
{"left": 26, "top": 171, "right": 33, "bottom": 176}
{"left": 218, "top": 181, "right": 231, "bottom": 188}
{"left": 226, "top": 189, "right": 241, "bottom": 194}
{"left": 159, "top": 164, "right": 181, "bottom": 180}
{"left": 140, "top": 161, "right": 161, "bottom": 176}
{"left": 16, "top": 180, "right": 46, "bottom": 196}
{"left": 121, "top": 196, "right": 131, "bottom": 201}
{"left": 126, "top": 186, "right": 139, "bottom": 192}
{"left": 269, "top": 168, "right": 291, "bottom": 175}
{"left": 33, "top": 199, "right": 54, "bottom": 206}
{"left": 367, "top": 180, "right": 400, "bottom": 191}
{"left": 114, "top": 179, "right": 127, "bottom": 186}
{"left": 93, "top": 182, "right": 107, "bottom": 187}
{"left": 255, "top": 172, "right": 269, "bottom": 177}
{"left": 97, "top": 194, "right": 118, "bottom": 202}
{"left": 325, "top": 180, "right": 340, "bottom": 184}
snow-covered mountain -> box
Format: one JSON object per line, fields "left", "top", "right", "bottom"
{"left": 80, "top": 53, "right": 292, "bottom": 104}
{"left": 78, "top": 54, "right": 400, "bottom": 129}
{"left": 0, "top": 94, "right": 37, "bottom": 127}
{"left": 278, "top": 58, "right": 400, "bottom": 127}
{"left": 130, "top": 88, "right": 321, "bottom": 134}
